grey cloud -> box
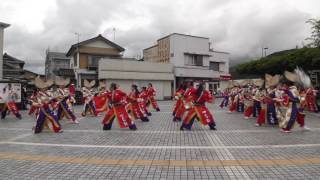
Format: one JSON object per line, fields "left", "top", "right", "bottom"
{"left": 1, "top": 0, "right": 317, "bottom": 73}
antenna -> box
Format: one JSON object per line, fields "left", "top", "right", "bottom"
{"left": 113, "top": 28, "right": 116, "bottom": 42}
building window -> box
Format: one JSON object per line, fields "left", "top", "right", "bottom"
{"left": 184, "top": 54, "right": 203, "bottom": 66}
{"left": 88, "top": 55, "right": 102, "bottom": 68}
{"left": 209, "top": 62, "right": 220, "bottom": 71}
{"left": 54, "top": 59, "right": 70, "bottom": 69}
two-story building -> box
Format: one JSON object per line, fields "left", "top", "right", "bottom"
{"left": 66, "top": 34, "right": 125, "bottom": 87}
{"left": 44, "top": 51, "right": 74, "bottom": 81}
{"left": 143, "top": 33, "right": 231, "bottom": 92}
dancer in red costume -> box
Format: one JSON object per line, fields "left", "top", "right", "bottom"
{"left": 306, "top": 87, "right": 318, "bottom": 112}
{"left": 1, "top": 83, "right": 22, "bottom": 120}
{"left": 94, "top": 81, "right": 109, "bottom": 115}
{"left": 180, "top": 83, "right": 217, "bottom": 130}
{"left": 146, "top": 83, "right": 160, "bottom": 111}
{"left": 28, "top": 89, "right": 39, "bottom": 116}
{"left": 139, "top": 87, "right": 152, "bottom": 116}
{"left": 102, "top": 83, "right": 137, "bottom": 130}
{"left": 127, "top": 84, "right": 149, "bottom": 122}
{"left": 172, "top": 83, "right": 187, "bottom": 122}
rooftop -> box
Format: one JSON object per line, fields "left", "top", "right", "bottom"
{"left": 0, "top": 22, "right": 10, "bottom": 28}
{"left": 66, "top": 34, "right": 125, "bottom": 56}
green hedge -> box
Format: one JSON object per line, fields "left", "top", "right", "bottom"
{"left": 235, "top": 48, "right": 320, "bottom": 75}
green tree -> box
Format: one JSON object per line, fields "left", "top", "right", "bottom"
{"left": 306, "top": 18, "right": 320, "bottom": 48}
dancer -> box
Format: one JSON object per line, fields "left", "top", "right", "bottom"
{"left": 306, "top": 87, "right": 318, "bottom": 112}
{"left": 244, "top": 82, "right": 254, "bottom": 119}
{"left": 180, "top": 83, "right": 217, "bottom": 130}
{"left": 252, "top": 79, "right": 264, "bottom": 118}
{"left": 94, "top": 81, "right": 109, "bottom": 116}
{"left": 265, "top": 74, "right": 281, "bottom": 125}
{"left": 127, "top": 84, "right": 149, "bottom": 122}
{"left": 279, "top": 70, "right": 307, "bottom": 133}
{"left": 172, "top": 83, "right": 187, "bottom": 122}
{"left": 102, "top": 83, "right": 137, "bottom": 130}
{"left": 219, "top": 88, "right": 229, "bottom": 109}
{"left": 1, "top": 83, "right": 22, "bottom": 120}
{"left": 146, "top": 83, "right": 160, "bottom": 111}
{"left": 55, "top": 76, "right": 78, "bottom": 123}
{"left": 81, "top": 80, "right": 97, "bottom": 117}
{"left": 33, "top": 76, "right": 62, "bottom": 134}
{"left": 139, "top": 87, "right": 152, "bottom": 116}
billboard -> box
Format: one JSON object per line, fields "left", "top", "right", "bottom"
{"left": 0, "top": 83, "right": 21, "bottom": 103}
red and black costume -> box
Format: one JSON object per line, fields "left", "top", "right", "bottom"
{"left": 127, "top": 87, "right": 149, "bottom": 122}
{"left": 180, "top": 86, "right": 216, "bottom": 130}
{"left": 147, "top": 86, "right": 160, "bottom": 111}
{"left": 102, "top": 87, "right": 137, "bottom": 130}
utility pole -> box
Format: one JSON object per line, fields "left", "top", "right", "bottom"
{"left": 74, "top": 32, "right": 81, "bottom": 88}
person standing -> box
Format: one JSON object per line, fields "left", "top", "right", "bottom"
{"left": 172, "top": 83, "right": 187, "bottom": 122}
{"left": 55, "top": 76, "right": 78, "bottom": 123}
{"left": 127, "top": 84, "right": 149, "bottom": 122}
{"left": 102, "top": 83, "right": 137, "bottom": 130}
{"left": 32, "top": 76, "right": 62, "bottom": 134}
{"left": 1, "top": 83, "right": 22, "bottom": 120}
{"left": 81, "top": 80, "right": 97, "bottom": 117}
{"left": 180, "top": 83, "right": 217, "bottom": 131}
{"left": 139, "top": 87, "right": 152, "bottom": 116}
{"left": 146, "top": 83, "right": 160, "bottom": 111}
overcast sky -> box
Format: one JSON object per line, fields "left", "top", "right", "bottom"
{"left": 1, "top": 0, "right": 319, "bottom": 73}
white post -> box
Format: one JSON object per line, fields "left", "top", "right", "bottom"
{"left": 0, "top": 22, "right": 10, "bottom": 80}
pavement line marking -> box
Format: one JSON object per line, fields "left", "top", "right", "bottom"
{"left": 205, "top": 129, "right": 251, "bottom": 179}
{"left": 4, "top": 141, "right": 320, "bottom": 149}
{"left": 0, "top": 152, "right": 319, "bottom": 167}
{"left": 1, "top": 128, "right": 319, "bottom": 134}
{"left": 0, "top": 133, "right": 33, "bottom": 143}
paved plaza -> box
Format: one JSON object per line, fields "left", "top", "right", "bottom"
{"left": 0, "top": 100, "right": 319, "bottom": 179}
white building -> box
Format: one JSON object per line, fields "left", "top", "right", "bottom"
{"left": 0, "top": 22, "right": 10, "bottom": 79}
{"left": 143, "top": 33, "right": 231, "bottom": 92}
{"left": 99, "top": 59, "right": 174, "bottom": 100}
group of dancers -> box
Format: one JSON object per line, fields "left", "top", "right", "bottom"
{"left": 23, "top": 76, "right": 160, "bottom": 133}
{"left": 2, "top": 67, "right": 318, "bottom": 134}
{"left": 219, "top": 67, "right": 318, "bottom": 133}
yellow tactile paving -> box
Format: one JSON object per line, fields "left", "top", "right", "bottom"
{"left": 151, "top": 160, "right": 170, "bottom": 166}
{"left": 272, "top": 159, "right": 294, "bottom": 165}
{"left": 170, "top": 160, "right": 187, "bottom": 167}
{"left": 221, "top": 160, "right": 240, "bottom": 166}
{"left": 135, "top": 160, "right": 153, "bottom": 166}
{"left": 0, "top": 152, "right": 320, "bottom": 167}
{"left": 186, "top": 160, "right": 204, "bottom": 167}
{"left": 256, "top": 160, "right": 276, "bottom": 166}
{"left": 238, "top": 160, "right": 258, "bottom": 166}
{"left": 203, "top": 160, "right": 222, "bottom": 167}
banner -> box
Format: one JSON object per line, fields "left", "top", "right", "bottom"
{"left": 0, "top": 83, "right": 21, "bottom": 103}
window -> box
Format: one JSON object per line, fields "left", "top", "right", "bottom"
{"left": 209, "top": 62, "right": 220, "bottom": 71}
{"left": 184, "top": 54, "right": 203, "bottom": 66}
{"left": 54, "top": 59, "right": 70, "bottom": 69}
{"left": 88, "top": 55, "right": 102, "bottom": 67}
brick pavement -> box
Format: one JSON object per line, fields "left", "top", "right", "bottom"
{"left": 0, "top": 100, "right": 319, "bottom": 179}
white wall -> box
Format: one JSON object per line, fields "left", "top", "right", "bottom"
{"left": 210, "top": 51, "right": 230, "bottom": 73}
{"left": 106, "top": 79, "right": 171, "bottom": 100}
{"left": 170, "top": 34, "right": 210, "bottom": 67}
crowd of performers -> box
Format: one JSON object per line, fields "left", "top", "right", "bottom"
{"left": 2, "top": 67, "right": 318, "bottom": 134}
{"left": 219, "top": 68, "right": 318, "bottom": 133}
{"left": 22, "top": 76, "right": 160, "bottom": 133}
